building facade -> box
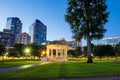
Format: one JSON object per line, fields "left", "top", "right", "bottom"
{"left": 67, "top": 40, "right": 82, "bottom": 50}
{"left": 103, "top": 37, "right": 120, "bottom": 46}
{"left": 0, "top": 29, "right": 14, "bottom": 48}
{"left": 6, "top": 17, "right": 22, "bottom": 44}
{"left": 29, "top": 19, "right": 47, "bottom": 45}
{"left": 42, "top": 40, "right": 68, "bottom": 62}
{"left": 16, "top": 32, "right": 31, "bottom": 45}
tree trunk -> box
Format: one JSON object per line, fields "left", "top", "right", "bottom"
{"left": 34, "top": 55, "right": 35, "bottom": 60}
{"left": 87, "top": 36, "right": 93, "bottom": 63}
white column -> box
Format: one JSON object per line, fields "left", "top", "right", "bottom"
{"left": 60, "top": 49, "right": 62, "bottom": 57}
{"left": 51, "top": 49, "right": 53, "bottom": 57}
{"left": 56, "top": 49, "right": 58, "bottom": 57}
{"left": 47, "top": 48, "right": 49, "bottom": 57}
{"left": 65, "top": 46, "right": 68, "bottom": 61}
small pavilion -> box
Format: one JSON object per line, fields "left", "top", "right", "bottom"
{"left": 42, "top": 40, "right": 68, "bottom": 62}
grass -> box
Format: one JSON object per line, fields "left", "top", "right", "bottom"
{"left": 0, "top": 59, "right": 40, "bottom": 68}
{"left": 68, "top": 56, "right": 120, "bottom": 61}
{"left": 0, "top": 61, "right": 120, "bottom": 79}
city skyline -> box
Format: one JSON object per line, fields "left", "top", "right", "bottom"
{"left": 0, "top": 0, "right": 120, "bottom": 46}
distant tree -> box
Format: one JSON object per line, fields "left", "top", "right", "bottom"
{"left": 23, "top": 44, "right": 46, "bottom": 59}
{"left": 75, "top": 46, "right": 82, "bottom": 56}
{"left": 68, "top": 50, "right": 75, "bottom": 57}
{"left": 9, "top": 49, "right": 20, "bottom": 58}
{"left": 14, "top": 44, "right": 24, "bottom": 56}
{"left": 68, "top": 46, "right": 82, "bottom": 57}
{"left": 0, "top": 45, "right": 5, "bottom": 55}
{"left": 115, "top": 44, "right": 120, "bottom": 56}
{"left": 104, "top": 45, "right": 115, "bottom": 57}
{"left": 30, "top": 44, "right": 46, "bottom": 58}
{"left": 93, "top": 45, "right": 104, "bottom": 60}
{"left": 65, "top": 0, "right": 109, "bottom": 63}
{"left": 0, "top": 45, "right": 5, "bottom": 64}
{"left": 38, "top": 45, "right": 46, "bottom": 57}
{"left": 93, "top": 45, "right": 115, "bottom": 60}
{"left": 82, "top": 46, "right": 87, "bottom": 56}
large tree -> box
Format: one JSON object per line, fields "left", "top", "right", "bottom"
{"left": 65, "top": 0, "right": 109, "bottom": 63}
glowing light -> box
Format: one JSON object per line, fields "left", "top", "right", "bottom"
{"left": 91, "top": 53, "right": 94, "bottom": 57}
{"left": 25, "top": 48, "right": 30, "bottom": 53}
{"left": 41, "top": 51, "right": 46, "bottom": 57}
{"left": 42, "top": 51, "right": 45, "bottom": 55}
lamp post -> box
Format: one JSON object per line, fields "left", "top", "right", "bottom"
{"left": 41, "top": 51, "right": 46, "bottom": 58}
{"left": 42, "top": 51, "right": 45, "bottom": 55}
{"left": 24, "top": 48, "right": 30, "bottom": 59}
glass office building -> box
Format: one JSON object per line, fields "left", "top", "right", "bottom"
{"left": 29, "top": 19, "right": 47, "bottom": 45}
{"left": 6, "top": 17, "right": 22, "bottom": 44}
{"left": 103, "top": 37, "right": 120, "bottom": 46}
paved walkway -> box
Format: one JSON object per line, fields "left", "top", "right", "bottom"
{"left": 0, "top": 62, "right": 51, "bottom": 73}
{"left": 0, "top": 64, "right": 38, "bottom": 73}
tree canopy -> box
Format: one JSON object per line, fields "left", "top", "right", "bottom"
{"left": 65, "top": 0, "right": 109, "bottom": 63}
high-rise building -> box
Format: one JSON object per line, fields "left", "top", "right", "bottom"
{"left": 16, "top": 32, "right": 31, "bottom": 45}
{"left": 29, "top": 19, "right": 47, "bottom": 45}
{"left": 6, "top": 17, "right": 22, "bottom": 44}
{"left": 0, "top": 29, "right": 14, "bottom": 48}
{"left": 67, "top": 40, "right": 82, "bottom": 50}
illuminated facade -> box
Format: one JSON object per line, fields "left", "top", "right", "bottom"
{"left": 42, "top": 41, "right": 68, "bottom": 62}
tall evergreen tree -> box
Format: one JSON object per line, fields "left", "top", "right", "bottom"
{"left": 65, "top": 0, "right": 109, "bottom": 63}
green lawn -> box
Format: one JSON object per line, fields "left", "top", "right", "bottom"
{"left": 0, "top": 61, "right": 120, "bottom": 79}
{"left": 0, "top": 59, "right": 40, "bottom": 68}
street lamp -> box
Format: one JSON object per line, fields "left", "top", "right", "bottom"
{"left": 25, "top": 48, "right": 30, "bottom": 53}
{"left": 41, "top": 51, "right": 46, "bottom": 57}
{"left": 24, "top": 47, "right": 31, "bottom": 59}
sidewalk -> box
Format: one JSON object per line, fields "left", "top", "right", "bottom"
{"left": 0, "top": 62, "right": 51, "bottom": 73}
{"left": 0, "top": 64, "right": 38, "bottom": 73}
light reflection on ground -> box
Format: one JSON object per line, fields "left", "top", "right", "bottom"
{"left": 0, "top": 62, "right": 51, "bottom": 73}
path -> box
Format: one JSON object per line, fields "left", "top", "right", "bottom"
{"left": 0, "top": 64, "right": 38, "bottom": 73}
{"left": 0, "top": 62, "right": 51, "bottom": 73}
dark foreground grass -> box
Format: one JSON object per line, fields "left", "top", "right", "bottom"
{"left": 0, "top": 61, "right": 120, "bottom": 79}
{"left": 0, "top": 59, "right": 40, "bottom": 68}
